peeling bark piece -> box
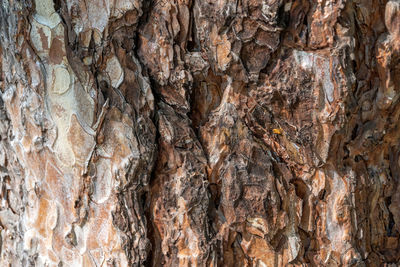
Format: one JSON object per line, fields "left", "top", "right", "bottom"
{"left": 106, "top": 56, "right": 124, "bottom": 88}
{"left": 67, "top": 114, "right": 95, "bottom": 167}
{"left": 385, "top": 0, "right": 400, "bottom": 37}
{"left": 52, "top": 66, "right": 71, "bottom": 95}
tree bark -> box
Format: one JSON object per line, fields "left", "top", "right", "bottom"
{"left": 0, "top": 0, "right": 399, "bottom": 266}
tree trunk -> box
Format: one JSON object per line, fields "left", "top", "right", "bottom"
{"left": 0, "top": 0, "right": 399, "bottom": 266}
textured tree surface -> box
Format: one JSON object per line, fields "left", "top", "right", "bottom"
{"left": 0, "top": 0, "right": 400, "bottom": 266}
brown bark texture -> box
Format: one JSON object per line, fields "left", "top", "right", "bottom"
{"left": 0, "top": 0, "right": 400, "bottom": 266}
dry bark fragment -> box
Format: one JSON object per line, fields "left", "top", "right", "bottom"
{"left": 0, "top": 0, "right": 399, "bottom": 266}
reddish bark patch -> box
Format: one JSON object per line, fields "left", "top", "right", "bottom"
{"left": 38, "top": 27, "right": 49, "bottom": 50}
{"left": 49, "top": 38, "right": 64, "bottom": 64}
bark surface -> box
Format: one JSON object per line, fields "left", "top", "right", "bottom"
{"left": 0, "top": 0, "right": 399, "bottom": 266}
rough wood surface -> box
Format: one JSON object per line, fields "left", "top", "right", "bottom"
{"left": 0, "top": 0, "right": 399, "bottom": 266}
